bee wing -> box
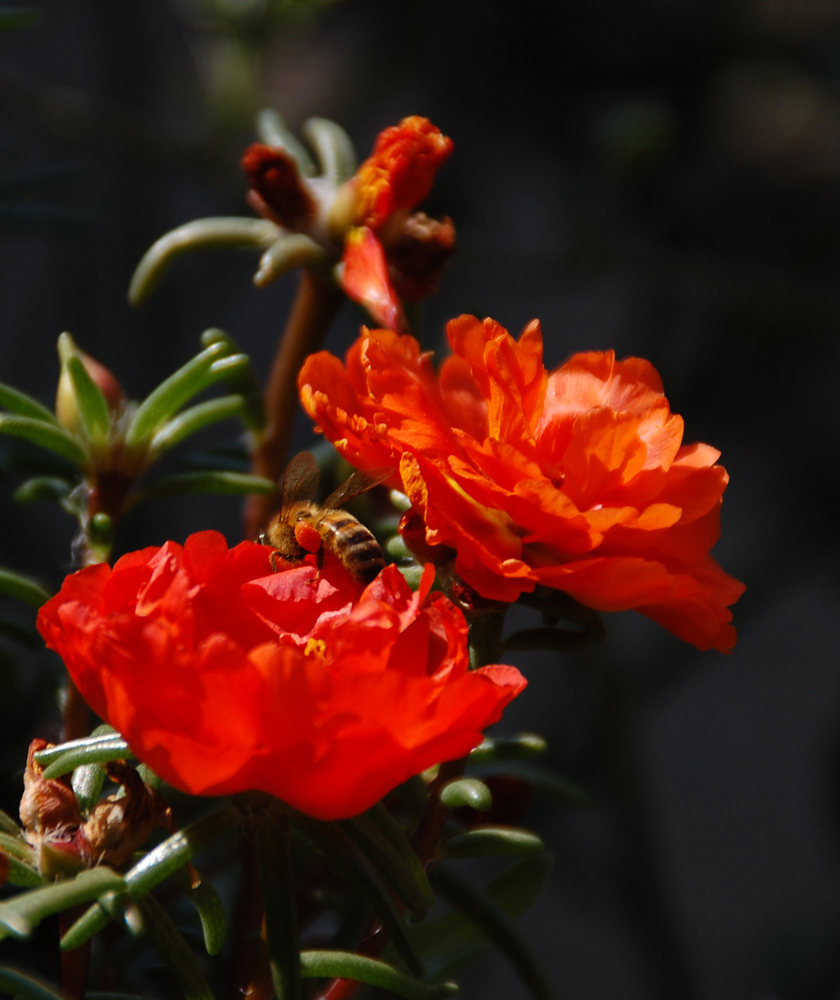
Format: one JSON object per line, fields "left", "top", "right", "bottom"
{"left": 323, "top": 467, "right": 394, "bottom": 509}
{"left": 281, "top": 452, "right": 320, "bottom": 505}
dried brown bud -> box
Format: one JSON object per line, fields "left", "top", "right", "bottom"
{"left": 77, "top": 761, "right": 173, "bottom": 869}
{"left": 20, "top": 739, "right": 85, "bottom": 879}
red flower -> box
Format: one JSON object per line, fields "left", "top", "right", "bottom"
{"left": 298, "top": 317, "right": 746, "bottom": 652}
{"left": 242, "top": 116, "right": 455, "bottom": 331}
{"left": 36, "top": 531, "right": 525, "bottom": 820}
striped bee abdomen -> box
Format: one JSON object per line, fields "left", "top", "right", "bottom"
{"left": 319, "top": 510, "right": 385, "bottom": 585}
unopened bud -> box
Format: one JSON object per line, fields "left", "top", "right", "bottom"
{"left": 56, "top": 332, "right": 125, "bottom": 432}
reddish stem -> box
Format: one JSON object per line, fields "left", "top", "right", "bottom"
{"left": 245, "top": 269, "right": 342, "bottom": 540}
{"left": 63, "top": 680, "right": 90, "bottom": 742}
{"left": 59, "top": 908, "right": 91, "bottom": 1000}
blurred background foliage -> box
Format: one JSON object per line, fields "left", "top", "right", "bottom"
{"left": 0, "top": 1, "right": 838, "bottom": 998}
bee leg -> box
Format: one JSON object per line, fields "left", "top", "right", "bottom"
{"left": 270, "top": 550, "right": 279, "bottom": 573}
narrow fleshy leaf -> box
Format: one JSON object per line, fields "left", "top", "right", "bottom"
{"left": 257, "top": 820, "right": 303, "bottom": 999}
{"left": 303, "top": 117, "right": 356, "bottom": 184}
{"left": 124, "top": 341, "right": 232, "bottom": 449}
{"left": 0, "top": 382, "right": 58, "bottom": 424}
{"left": 386, "top": 535, "right": 411, "bottom": 559}
{"left": 176, "top": 869, "right": 227, "bottom": 957}
{"left": 0, "top": 867, "right": 125, "bottom": 940}
{"left": 0, "top": 833, "right": 33, "bottom": 861}
{"left": 0, "top": 415, "right": 87, "bottom": 467}
{"left": 0, "top": 567, "right": 51, "bottom": 609}
{"left": 59, "top": 900, "right": 112, "bottom": 951}
{"left": 138, "top": 894, "right": 215, "bottom": 1000}
{"left": 199, "top": 330, "right": 265, "bottom": 433}
{"left": 148, "top": 395, "right": 247, "bottom": 459}
{"left": 0, "top": 964, "right": 63, "bottom": 1000}
{"left": 363, "top": 803, "right": 435, "bottom": 911}
{"left": 255, "top": 109, "right": 316, "bottom": 176}
{"left": 136, "top": 762, "right": 163, "bottom": 789}
{"left": 254, "top": 234, "right": 328, "bottom": 287}
{"left": 478, "top": 763, "right": 590, "bottom": 807}
{"left": 0, "top": 810, "right": 24, "bottom": 839}
{"left": 135, "top": 471, "right": 274, "bottom": 500}
{"left": 439, "top": 779, "right": 492, "bottom": 812}
{"left": 35, "top": 725, "right": 119, "bottom": 766}
{"left": 440, "top": 827, "right": 544, "bottom": 860}
{"left": 468, "top": 734, "right": 548, "bottom": 766}
{"left": 125, "top": 806, "right": 241, "bottom": 900}
{"left": 65, "top": 353, "right": 111, "bottom": 446}
{"left": 341, "top": 811, "right": 433, "bottom": 920}
{"left": 430, "top": 865, "right": 552, "bottom": 1000}
{"left": 38, "top": 737, "right": 133, "bottom": 779}
{"left": 72, "top": 762, "right": 106, "bottom": 816}
{"left": 292, "top": 819, "right": 423, "bottom": 977}
{"left": 299, "top": 952, "right": 457, "bottom": 1000}
{"left": 13, "top": 476, "right": 74, "bottom": 506}
{"left": 128, "top": 217, "right": 278, "bottom": 306}
{"left": 404, "top": 856, "right": 553, "bottom": 979}
{"left": 5, "top": 855, "right": 45, "bottom": 887}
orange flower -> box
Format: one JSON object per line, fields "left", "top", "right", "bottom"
{"left": 36, "top": 531, "right": 525, "bottom": 820}
{"left": 242, "top": 116, "right": 455, "bottom": 331}
{"left": 298, "top": 317, "right": 746, "bottom": 652}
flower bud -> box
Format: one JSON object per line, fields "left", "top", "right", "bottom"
{"left": 55, "top": 332, "right": 125, "bottom": 432}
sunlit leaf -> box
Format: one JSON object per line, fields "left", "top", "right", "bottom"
{"left": 37, "top": 735, "right": 133, "bottom": 779}
{"left": 65, "top": 354, "right": 110, "bottom": 447}
{"left": 439, "top": 779, "right": 492, "bottom": 812}
{"left": 148, "top": 395, "right": 247, "bottom": 459}
{"left": 168, "top": 866, "right": 227, "bottom": 957}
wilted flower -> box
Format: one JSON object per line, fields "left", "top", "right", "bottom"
{"left": 37, "top": 531, "right": 525, "bottom": 820}
{"left": 298, "top": 316, "right": 746, "bottom": 652}
{"left": 130, "top": 113, "right": 455, "bottom": 333}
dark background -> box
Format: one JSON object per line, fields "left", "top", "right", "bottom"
{"left": 0, "top": 1, "right": 838, "bottom": 997}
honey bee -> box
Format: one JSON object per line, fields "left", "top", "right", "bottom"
{"left": 259, "top": 451, "right": 393, "bottom": 585}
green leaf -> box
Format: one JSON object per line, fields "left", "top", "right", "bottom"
{"left": 138, "top": 894, "right": 215, "bottom": 1000}
{"left": 0, "top": 965, "right": 63, "bottom": 1000}
{"left": 5, "top": 854, "right": 45, "bottom": 887}
{"left": 136, "top": 762, "right": 163, "bottom": 789}
{"left": 0, "top": 810, "right": 24, "bottom": 839}
{"left": 125, "top": 806, "right": 241, "bottom": 900}
{"left": 363, "top": 803, "right": 435, "bottom": 912}
{"left": 128, "top": 217, "right": 278, "bottom": 306}
{"left": 403, "top": 856, "right": 553, "bottom": 979}
{"left": 0, "top": 415, "right": 86, "bottom": 467}
{"left": 0, "top": 567, "right": 51, "bottom": 608}
{"left": 13, "top": 476, "right": 74, "bottom": 507}
{"left": 0, "top": 382, "right": 57, "bottom": 424}
{"left": 148, "top": 395, "right": 247, "bottom": 459}
{"left": 257, "top": 820, "right": 303, "bottom": 1000}
{"left": 299, "top": 952, "right": 457, "bottom": 1000}
{"left": 198, "top": 330, "right": 264, "bottom": 433}
{"left": 292, "top": 818, "right": 424, "bottom": 978}
{"left": 0, "top": 866, "right": 125, "bottom": 940}
{"left": 254, "top": 234, "right": 328, "bottom": 287}
{"left": 136, "top": 471, "right": 273, "bottom": 500}
{"left": 124, "top": 340, "right": 232, "bottom": 449}
{"left": 66, "top": 354, "right": 110, "bottom": 447}
{"left": 0, "top": 833, "right": 33, "bottom": 861}
{"left": 72, "top": 762, "right": 106, "bottom": 815}
{"left": 181, "top": 872, "right": 226, "bottom": 957}
{"left": 37, "top": 736, "right": 133, "bottom": 779}
{"left": 475, "top": 763, "right": 590, "bottom": 807}
{"left": 255, "top": 109, "right": 316, "bottom": 176}
{"left": 430, "top": 865, "right": 552, "bottom": 1000}
{"left": 439, "top": 779, "right": 492, "bottom": 812}
{"left": 339, "top": 812, "right": 433, "bottom": 921}
{"left": 303, "top": 117, "right": 356, "bottom": 184}
{"left": 59, "top": 900, "right": 111, "bottom": 951}
{"left": 469, "top": 733, "right": 548, "bottom": 766}
{"left": 440, "top": 827, "right": 544, "bottom": 860}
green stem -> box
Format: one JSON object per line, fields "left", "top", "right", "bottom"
{"left": 245, "top": 269, "right": 342, "bottom": 540}
{"left": 256, "top": 817, "right": 303, "bottom": 1000}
